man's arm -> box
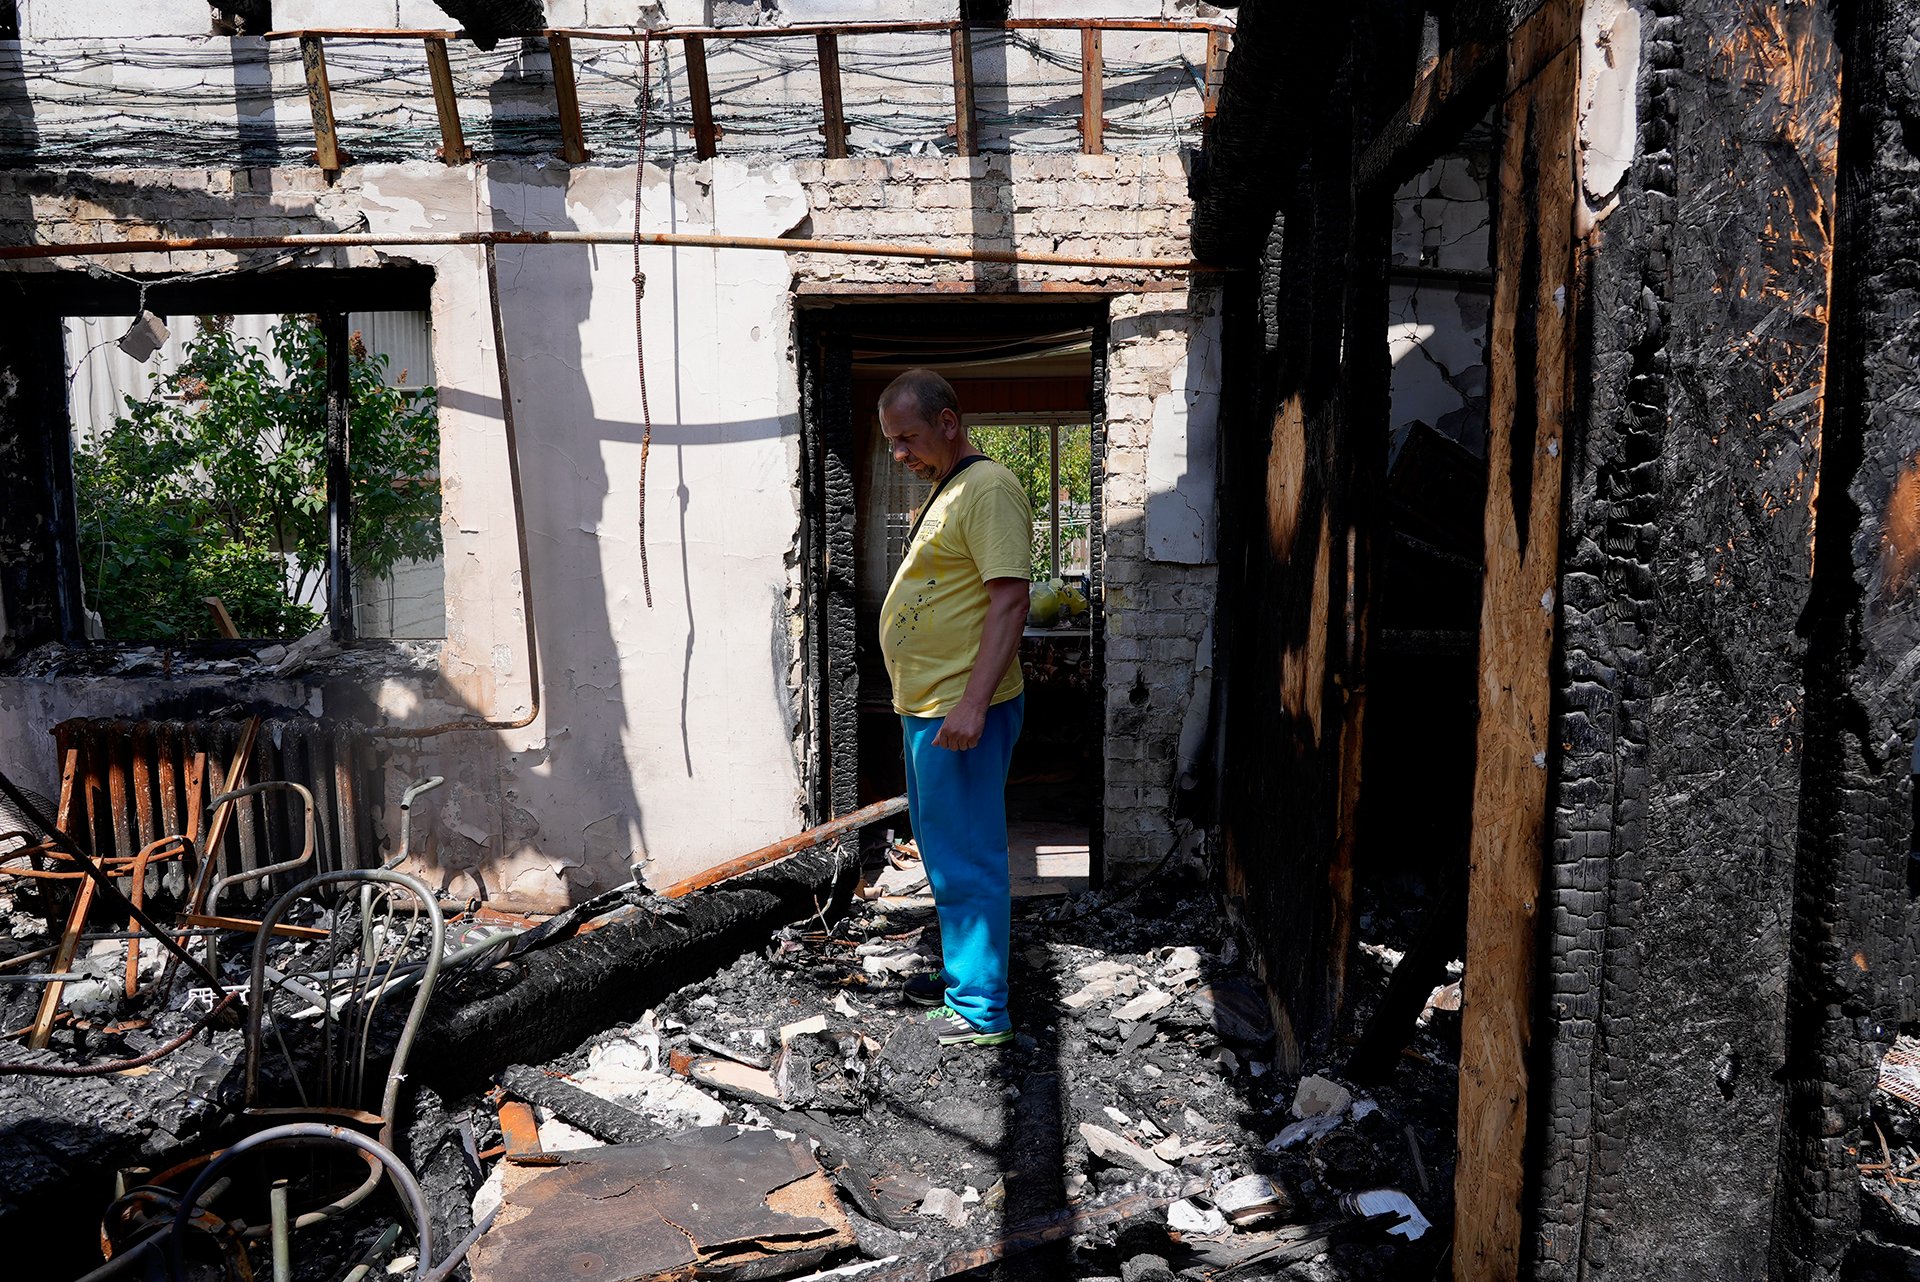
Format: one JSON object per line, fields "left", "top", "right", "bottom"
{"left": 932, "top": 577, "right": 1029, "bottom": 751}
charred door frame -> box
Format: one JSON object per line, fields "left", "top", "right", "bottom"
{"left": 1450, "top": 6, "right": 1582, "bottom": 1278}
{"left": 795, "top": 298, "right": 1110, "bottom": 882}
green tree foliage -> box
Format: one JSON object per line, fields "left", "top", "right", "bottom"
{"left": 72, "top": 315, "right": 441, "bottom": 640}
{"left": 971, "top": 423, "right": 1092, "bottom": 578}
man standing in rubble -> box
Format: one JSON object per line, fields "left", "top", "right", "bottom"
{"left": 878, "top": 368, "right": 1031, "bottom": 1049}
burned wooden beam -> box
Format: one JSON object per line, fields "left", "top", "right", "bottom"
{"left": 495, "top": 1064, "right": 654, "bottom": 1145}
{"left": 416, "top": 846, "right": 846, "bottom": 1083}
{"left": 298, "top": 35, "right": 343, "bottom": 173}
{"left": 817, "top": 32, "right": 848, "bottom": 160}
{"left": 684, "top": 36, "right": 720, "bottom": 160}
{"left": 658, "top": 795, "right": 905, "bottom": 899}
{"left": 1079, "top": 27, "right": 1104, "bottom": 156}
{"left": 1451, "top": 5, "right": 1580, "bottom": 1277}
{"left": 547, "top": 33, "right": 590, "bottom": 165}
{"left": 950, "top": 26, "right": 977, "bottom": 158}
{"left": 424, "top": 35, "right": 470, "bottom": 164}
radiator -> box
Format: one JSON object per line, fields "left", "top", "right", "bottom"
{"left": 48, "top": 716, "right": 382, "bottom": 910}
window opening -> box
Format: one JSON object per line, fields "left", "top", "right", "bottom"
{"left": 967, "top": 415, "right": 1094, "bottom": 629}
{"left": 1346, "top": 123, "right": 1494, "bottom": 1086}
{"left": 61, "top": 309, "right": 442, "bottom": 643}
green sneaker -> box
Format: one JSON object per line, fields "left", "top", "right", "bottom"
{"left": 903, "top": 971, "right": 945, "bottom": 1007}
{"left": 926, "top": 1004, "right": 1014, "bottom": 1047}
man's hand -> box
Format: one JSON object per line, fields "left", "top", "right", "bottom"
{"left": 934, "top": 698, "right": 988, "bottom": 751}
{"left": 932, "top": 578, "right": 1028, "bottom": 752}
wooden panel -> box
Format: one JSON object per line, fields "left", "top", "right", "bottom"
{"left": 950, "top": 26, "right": 976, "bottom": 158}
{"left": 684, "top": 37, "right": 719, "bottom": 160}
{"left": 425, "top": 36, "right": 470, "bottom": 165}
{"left": 1079, "top": 27, "right": 1104, "bottom": 156}
{"left": 1202, "top": 29, "right": 1227, "bottom": 126}
{"left": 299, "top": 35, "right": 342, "bottom": 173}
{"left": 1451, "top": 6, "right": 1580, "bottom": 1280}
{"left": 817, "top": 33, "right": 847, "bottom": 160}
{"left": 548, "top": 33, "right": 590, "bottom": 165}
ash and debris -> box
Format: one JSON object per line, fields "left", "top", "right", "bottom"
{"left": 1858, "top": 1039, "right": 1920, "bottom": 1274}
{"left": 430, "top": 870, "right": 1461, "bottom": 1282}
{"left": 3, "top": 632, "right": 442, "bottom": 683}
{"left": 0, "top": 854, "right": 1460, "bottom": 1281}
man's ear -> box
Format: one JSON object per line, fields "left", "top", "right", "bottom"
{"left": 940, "top": 408, "right": 960, "bottom": 439}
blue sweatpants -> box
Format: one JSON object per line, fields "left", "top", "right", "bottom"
{"left": 900, "top": 694, "right": 1024, "bottom": 1034}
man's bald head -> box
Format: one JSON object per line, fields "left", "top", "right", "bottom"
{"left": 878, "top": 369, "right": 961, "bottom": 427}
{"left": 879, "top": 369, "right": 971, "bottom": 483}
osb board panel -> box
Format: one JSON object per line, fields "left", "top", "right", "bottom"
{"left": 1452, "top": 4, "right": 1580, "bottom": 1280}
{"left": 470, "top": 1127, "right": 853, "bottom": 1282}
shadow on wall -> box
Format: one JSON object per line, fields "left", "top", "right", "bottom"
{"left": 232, "top": 36, "right": 281, "bottom": 167}
{"left": 0, "top": 33, "right": 36, "bottom": 169}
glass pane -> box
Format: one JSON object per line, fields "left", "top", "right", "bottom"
{"left": 347, "top": 311, "right": 445, "bottom": 640}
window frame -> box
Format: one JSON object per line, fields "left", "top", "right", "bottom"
{"left": 962, "top": 411, "right": 1094, "bottom": 584}
{"left": 21, "top": 266, "right": 436, "bottom": 650}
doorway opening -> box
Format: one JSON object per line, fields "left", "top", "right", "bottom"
{"left": 1346, "top": 122, "right": 1494, "bottom": 1088}
{"left": 798, "top": 299, "right": 1108, "bottom": 895}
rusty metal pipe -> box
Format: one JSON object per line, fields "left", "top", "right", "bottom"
{"left": 262, "top": 20, "right": 1229, "bottom": 40}
{"left": 0, "top": 228, "right": 1215, "bottom": 273}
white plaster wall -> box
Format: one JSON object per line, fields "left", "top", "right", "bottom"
{"left": 0, "top": 158, "right": 812, "bottom": 905}
{"left": 273, "top": 1, "right": 453, "bottom": 26}
{"left": 18, "top": 0, "right": 212, "bottom": 39}
{"left": 0, "top": 149, "right": 1217, "bottom": 895}
{"left": 351, "top": 158, "right": 810, "bottom": 898}
{"left": 1144, "top": 295, "right": 1220, "bottom": 563}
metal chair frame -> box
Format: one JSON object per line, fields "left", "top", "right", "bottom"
{"left": 245, "top": 868, "right": 445, "bottom": 1148}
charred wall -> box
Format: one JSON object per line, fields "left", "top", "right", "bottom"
{"left": 1776, "top": 0, "right": 1920, "bottom": 1275}
{"left": 1207, "top": 0, "right": 1920, "bottom": 1276}
{"left": 1198, "top": 2, "right": 1418, "bottom": 1063}
{"left": 1527, "top": 0, "right": 1920, "bottom": 1277}
{"left": 0, "top": 299, "right": 78, "bottom": 657}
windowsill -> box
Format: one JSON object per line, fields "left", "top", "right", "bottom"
{"left": 0, "top": 636, "right": 444, "bottom": 684}
{"left": 1023, "top": 626, "right": 1092, "bottom": 640}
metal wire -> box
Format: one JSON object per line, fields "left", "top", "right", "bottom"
{"left": 166, "top": 1123, "right": 434, "bottom": 1281}
{"left": 245, "top": 869, "right": 444, "bottom": 1149}
{"left": 2, "top": 30, "right": 1214, "bottom": 167}
{"left": 633, "top": 29, "right": 656, "bottom": 610}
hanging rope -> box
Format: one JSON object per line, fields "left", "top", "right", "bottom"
{"left": 632, "top": 29, "right": 657, "bottom": 609}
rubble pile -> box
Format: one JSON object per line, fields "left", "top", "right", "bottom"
{"left": 0, "top": 845, "right": 1460, "bottom": 1281}
{"left": 435, "top": 879, "right": 1459, "bottom": 1282}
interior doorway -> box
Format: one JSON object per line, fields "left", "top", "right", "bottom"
{"left": 798, "top": 299, "right": 1108, "bottom": 895}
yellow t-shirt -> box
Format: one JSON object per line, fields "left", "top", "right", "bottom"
{"left": 881, "top": 457, "right": 1032, "bottom": 718}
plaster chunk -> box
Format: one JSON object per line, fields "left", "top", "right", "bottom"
{"left": 1579, "top": 0, "right": 1642, "bottom": 210}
